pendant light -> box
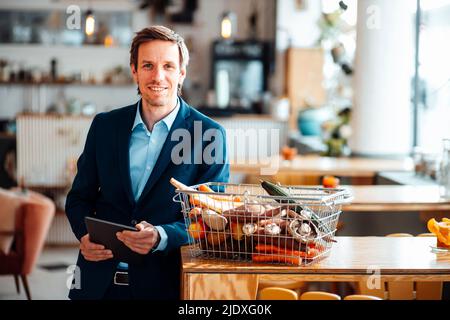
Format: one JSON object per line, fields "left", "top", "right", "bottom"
{"left": 220, "top": 11, "right": 236, "bottom": 40}
{"left": 85, "top": 9, "right": 95, "bottom": 36}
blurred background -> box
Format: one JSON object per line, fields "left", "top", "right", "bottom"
{"left": 0, "top": 0, "right": 450, "bottom": 300}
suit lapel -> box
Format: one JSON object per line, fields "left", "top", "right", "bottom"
{"left": 137, "top": 99, "right": 191, "bottom": 207}
{"left": 117, "top": 102, "right": 138, "bottom": 207}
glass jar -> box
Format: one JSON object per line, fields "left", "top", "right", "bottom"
{"left": 438, "top": 139, "right": 450, "bottom": 199}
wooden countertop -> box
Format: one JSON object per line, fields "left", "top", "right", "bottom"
{"left": 343, "top": 185, "right": 450, "bottom": 212}
{"left": 181, "top": 237, "right": 450, "bottom": 279}
{"left": 230, "top": 155, "right": 414, "bottom": 177}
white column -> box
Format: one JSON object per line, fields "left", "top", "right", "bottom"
{"left": 350, "top": 0, "right": 414, "bottom": 156}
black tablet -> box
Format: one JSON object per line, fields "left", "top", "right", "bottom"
{"left": 85, "top": 216, "right": 144, "bottom": 265}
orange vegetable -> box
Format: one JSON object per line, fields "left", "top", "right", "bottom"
{"left": 188, "top": 219, "right": 206, "bottom": 240}
{"left": 198, "top": 184, "right": 215, "bottom": 193}
{"left": 281, "top": 146, "right": 297, "bottom": 161}
{"left": 198, "top": 184, "right": 242, "bottom": 203}
{"left": 322, "top": 175, "right": 340, "bottom": 188}
{"left": 252, "top": 253, "right": 301, "bottom": 265}
{"left": 255, "top": 244, "right": 319, "bottom": 259}
{"left": 232, "top": 196, "right": 243, "bottom": 202}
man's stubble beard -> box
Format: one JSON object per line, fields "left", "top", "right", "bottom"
{"left": 143, "top": 96, "right": 166, "bottom": 108}
{"left": 138, "top": 82, "right": 168, "bottom": 108}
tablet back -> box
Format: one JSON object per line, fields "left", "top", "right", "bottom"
{"left": 85, "top": 216, "right": 144, "bottom": 265}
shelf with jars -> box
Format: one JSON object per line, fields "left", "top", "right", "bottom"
{"left": 0, "top": 81, "right": 134, "bottom": 87}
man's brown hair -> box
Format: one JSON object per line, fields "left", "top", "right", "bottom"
{"left": 130, "top": 25, "right": 189, "bottom": 95}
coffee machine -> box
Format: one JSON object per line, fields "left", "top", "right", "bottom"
{"left": 210, "top": 39, "right": 272, "bottom": 112}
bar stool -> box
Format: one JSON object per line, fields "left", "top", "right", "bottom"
{"left": 344, "top": 294, "right": 382, "bottom": 300}
{"left": 300, "top": 291, "right": 341, "bottom": 300}
{"left": 258, "top": 287, "right": 298, "bottom": 300}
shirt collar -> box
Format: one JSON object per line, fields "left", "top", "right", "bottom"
{"left": 132, "top": 98, "right": 180, "bottom": 132}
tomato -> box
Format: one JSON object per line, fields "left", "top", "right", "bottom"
{"left": 322, "top": 175, "right": 340, "bottom": 188}
{"left": 281, "top": 146, "right": 297, "bottom": 161}
{"left": 188, "top": 219, "right": 206, "bottom": 240}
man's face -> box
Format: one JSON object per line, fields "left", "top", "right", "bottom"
{"left": 131, "top": 40, "right": 186, "bottom": 108}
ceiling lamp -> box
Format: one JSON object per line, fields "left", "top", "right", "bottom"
{"left": 85, "top": 9, "right": 95, "bottom": 36}
{"left": 221, "top": 11, "right": 236, "bottom": 40}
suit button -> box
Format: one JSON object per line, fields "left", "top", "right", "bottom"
{"left": 131, "top": 220, "right": 137, "bottom": 225}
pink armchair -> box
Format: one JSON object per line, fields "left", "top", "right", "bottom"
{"left": 0, "top": 189, "right": 55, "bottom": 299}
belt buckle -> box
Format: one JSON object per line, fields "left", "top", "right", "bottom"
{"left": 114, "top": 271, "right": 129, "bottom": 286}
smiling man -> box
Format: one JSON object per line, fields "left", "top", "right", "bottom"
{"left": 65, "top": 26, "right": 229, "bottom": 300}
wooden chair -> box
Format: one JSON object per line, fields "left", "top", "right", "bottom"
{"left": 344, "top": 294, "right": 382, "bottom": 300}
{"left": 383, "top": 233, "right": 442, "bottom": 299}
{"left": 0, "top": 189, "right": 55, "bottom": 300}
{"left": 258, "top": 287, "right": 298, "bottom": 300}
{"left": 385, "top": 233, "right": 413, "bottom": 237}
{"left": 415, "top": 233, "right": 442, "bottom": 299}
{"left": 417, "top": 233, "right": 435, "bottom": 237}
{"left": 300, "top": 291, "right": 341, "bottom": 300}
{"left": 384, "top": 233, "right": 415, "bottom": 299}
{"left": 258, "top": 274, "right": 307, "bottom": 296}
{"left": 357, "top": 233, "right": 414, "bottom": 299}
{"left": 356, "top": 233, "right": 443, "bottom": 300}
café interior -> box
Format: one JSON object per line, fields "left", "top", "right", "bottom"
{"left": 0, "top": 0, "right": 450, "bottom": 300}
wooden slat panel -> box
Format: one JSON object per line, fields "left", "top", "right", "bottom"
{"left": 16, "top": 114, "right": 93, "bottom": 187}
{"left": 185, "top": 273, "right": 258, "bottom": 300}
{"left": 386, "top": 282, "right": 415, "bottom": 300}
{"left": 415, "top": 281, "right": 443, "bottom": 300}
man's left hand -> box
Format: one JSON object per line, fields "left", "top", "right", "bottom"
{"left": 116, "top": 221, "right": 160, "bottom": 255}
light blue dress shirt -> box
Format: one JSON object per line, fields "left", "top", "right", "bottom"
{"left": 118, "top": 99, "right": 180, "bottom": 270}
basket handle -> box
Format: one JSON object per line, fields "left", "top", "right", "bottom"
{"left": 332, "top": 193, "right": 354, "bottom": 205}
{"left": 172, "top": 192, "right": 182, "bottom": 203}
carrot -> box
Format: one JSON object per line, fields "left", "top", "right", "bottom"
{"left": 255, "top": 244, "right": 319, "bottom": 259}
{"left": 232, "top": 196, "right": 243, "bottom": 202}
{"left": 306, "top": 248, "right": 320, "bottom": 259}
{"left": 198, "top": 184, "right": 243, "bottom": 203}
{"left": 252, "top": 253, "right": 301, "bottom": 265}
{"left": 198, "top": 184, "right": 215, "bottom": 193}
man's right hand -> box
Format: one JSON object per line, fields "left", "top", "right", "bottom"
{"left": 80, "top": 234, "right": 113, "bottom": 261}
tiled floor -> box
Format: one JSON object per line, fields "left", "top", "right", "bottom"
{"left": 0, "top": 246, "right": 79, "bottom": 300}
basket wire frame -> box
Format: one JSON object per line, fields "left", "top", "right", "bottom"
{"left": 174, "top": 182, "right": 352, "bottom": 266}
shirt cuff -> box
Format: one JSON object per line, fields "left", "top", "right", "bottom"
{"left": 153, "top": 226, "right": 168, "bottom": 251}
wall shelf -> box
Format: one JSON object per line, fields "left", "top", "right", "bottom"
{"left": 0, "top": 81, "right": 134, "bottom": 87}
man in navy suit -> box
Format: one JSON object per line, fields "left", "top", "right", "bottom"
{"left": 65, "top": 26, "right": 229, "bottom": 299}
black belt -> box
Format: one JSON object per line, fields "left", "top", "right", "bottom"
{"left": 113, "top": 271, "right": 129, "bottom": 286}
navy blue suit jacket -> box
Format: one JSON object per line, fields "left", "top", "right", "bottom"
{"left": 65, "top": 98, "right": 229, "bottom": 299}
